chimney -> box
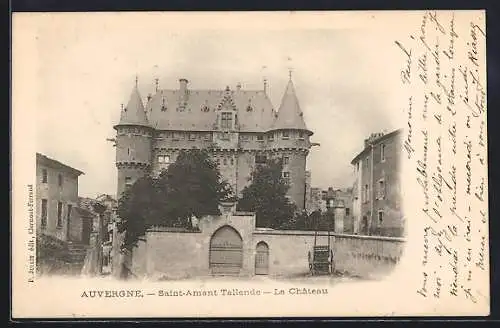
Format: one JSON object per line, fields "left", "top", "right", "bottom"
{"left": 179, "top": 78, "right": 188, "bottom": 95}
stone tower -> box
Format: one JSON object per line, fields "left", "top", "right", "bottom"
{"left": 113, "top": 80, "right": 153, "bottom": 198}
{"left": 269, "top": 77, "right": 313, "bottom": 210}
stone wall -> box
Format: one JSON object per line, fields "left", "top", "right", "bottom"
{"left": 130, "top": 212, "right": 406, "bottom": 280}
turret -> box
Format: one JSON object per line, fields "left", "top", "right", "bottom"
{"left": 269, "top": 76, "right": 313, "bottom": 210}
{"left": 113, "top": 78, "right": 153, "bottom": 198}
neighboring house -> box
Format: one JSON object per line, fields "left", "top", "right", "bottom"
{"left": 36, "top": 153, "right": 93, "bottom": 245}
{"left": 113, "top": 75, "right": 315, "bottom": 211}
{"left": 79, "top": 194, "right": 118, "bottom": 274}
{"left": 350, "top": 129, "right": 403, "bottom": 237}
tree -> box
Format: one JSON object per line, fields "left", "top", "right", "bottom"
{"left": 237, "top": 158, "right": 296, "bottom": 228}
{"left": 153, "top": 149, "right": 232, "bottom": 228}
{"left": 116, "top": 176, "right": 157, "bottom": 252}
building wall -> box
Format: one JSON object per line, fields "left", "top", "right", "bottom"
{"left": 122, "top": 128, "right": 310, "bottom": 209}
{"left": 355, "top": 131, "right": 403, "bottom": 237}
{"left": 370, "top": 133, "right": 403, "bottom": 237}
{"left": 285, "top": 151, "right": 307, "bottom": 209}
{"left": 129, "top": 213, "right": 406, "bottom": 280}
{"left": 116, "top": 165, "right": 149, "bottom": 198}
{"left": 143, "top": 213, "right": 256, "bottom": 280}
{"left": 116, "top": 126, "right": 152, "bottom": 197}
{"left": 36, "top": 163, "right": 79, "bottom": 241}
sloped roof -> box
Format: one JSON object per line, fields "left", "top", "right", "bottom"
{"left": 117, "top": 84, "right": 150, "bottom": 127}
{"left": 74, "top": 207, "right": 96, "bottom": 218}
{"left": 145, "top": 87, "right": 276, "bottom": 132}
{"left": 350, "top": 128, "right": 403, "bottom": 165}
{"left": 271, "top": 79, "right": 311, "bottom": 133}
{"left": 36, "top": 153, "right": 84, "bottom": 176}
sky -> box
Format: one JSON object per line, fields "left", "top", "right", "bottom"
{"left": 16, "top": 12, "right": 413, "bottom": 198}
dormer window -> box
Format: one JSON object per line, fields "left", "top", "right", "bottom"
{"left": 221, "top": 112, "right": 233, "bottom": 129}
{"left": 282, "top": 131, "right": 290, "bottom": 140}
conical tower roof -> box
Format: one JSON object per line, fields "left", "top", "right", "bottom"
{"left": 271, "top": 78, "right": 311, "bottom": 134}
{"left": 116, "top": 82, "right": 150, "bottom": 127}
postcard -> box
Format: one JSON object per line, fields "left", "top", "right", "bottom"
{"left": 11, "top": 10, "right": 488, "bottom": 318}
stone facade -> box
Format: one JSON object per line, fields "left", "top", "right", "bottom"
{"left": 36, "top": 153, "right": 93, "bottom": 244}
{"left": 351, "top": 129, "right": 403, "bottom": 237}
{"left": 128, "top": 206, "right": 405, "bottom": 280}
{"left": 114, "top": 77, "right": 314, "bottom": 210}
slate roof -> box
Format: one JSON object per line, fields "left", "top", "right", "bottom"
{"left": 117, "top": 84, "right": 150, "bottom": 127}
{"left": 117, "top": 78, "right": 312, "bottom": 134}
{"left": 145, "top": 87, "right": 276, "bottom": 132}
{"left": 271, "top": 79, "right": 311, "bottom": 133}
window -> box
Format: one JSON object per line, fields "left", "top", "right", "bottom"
{"left": 255, "top": 155, "right": 267, "bottom": 164}
{"left": 173, "top": 132, "right": 181, "bottom": 140}
{"left": 381, "top": 144, "right": 386, "bottom": 162}
{"left": 282, "top": 131, "right": 290, "bottom": 139}
{"left": 58, "top": 174, "right": 63, "bottom": 187}
{"left": 378, "top": 179, "right": 385, "bottom": 199}
{"left": 221, "top": 131, "right": 230, "bottom": 140}
{"left": 42, "top": 169, "right": 48, "bottom": 183}
{"left": 298, "top": 131, "right": 304, "bottom": 140}
{"left": 283, "top": 171, "right": 290, "bottom": 184}
{"left": 364, "top": 184, "right": 369, "bottom": 203}
{"left": 158, "top": 155, "right": 170, "bottom": 164}
{"left": 189, "top": 133, "right": 196, "bottom": 140}
{"left": 366, "top": 157, "right": 369, "bottom": 168}
{"left": 378, "top": 211, "right": 384, "bottom": 225}
{"left": 125, "top": 177, "right": 132, "bottom": 190}
{"left": 41, "top": 199, "right": 48, "bottom": 228}
{"left": 283, "top": 156, "right": 290, "bottom": 165}
{"left": 230, "top": 158, "right": 234, "bottom": 165}
{"left": 221, "top": 112, "right": 233, "bottom": 129}
{"left": 268, "top": 133, "right": 274, "bottom": 141}
{"left": 57, "top": 202, "right": 63, "bottom": 227}
{"left": 345, "top": 207, "right": 350, "bottom": 216}
{"left": 257, "top": 134, "right": 264, "bottom": 142}
{"left": 357, "top": 162, "right": 360, "bottom": 171}
{"left": 204, "top": 133, "right": 211, "bottom": 141}
{"left": 223, "top": 158, "right": 227, "bottom": 165}
{"left": 67, "top": 204, "right": 72, "bottom": 223}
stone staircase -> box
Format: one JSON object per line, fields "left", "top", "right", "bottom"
{"left": 64, "top": 242, "right": 90, "bottom": 275}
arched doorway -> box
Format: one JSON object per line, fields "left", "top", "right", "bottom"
{"left": 255, "top": 241, "right": 269, "bottom": 275}
{"left": 209, "top": 225, "right": 243, "bottom": 275}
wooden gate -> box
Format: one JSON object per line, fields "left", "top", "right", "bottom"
{"left": 209, "top": 226, "right": 243, "bottom": 275}
{"left": 255, "top": 241, "right": 269, "bottom": 275}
